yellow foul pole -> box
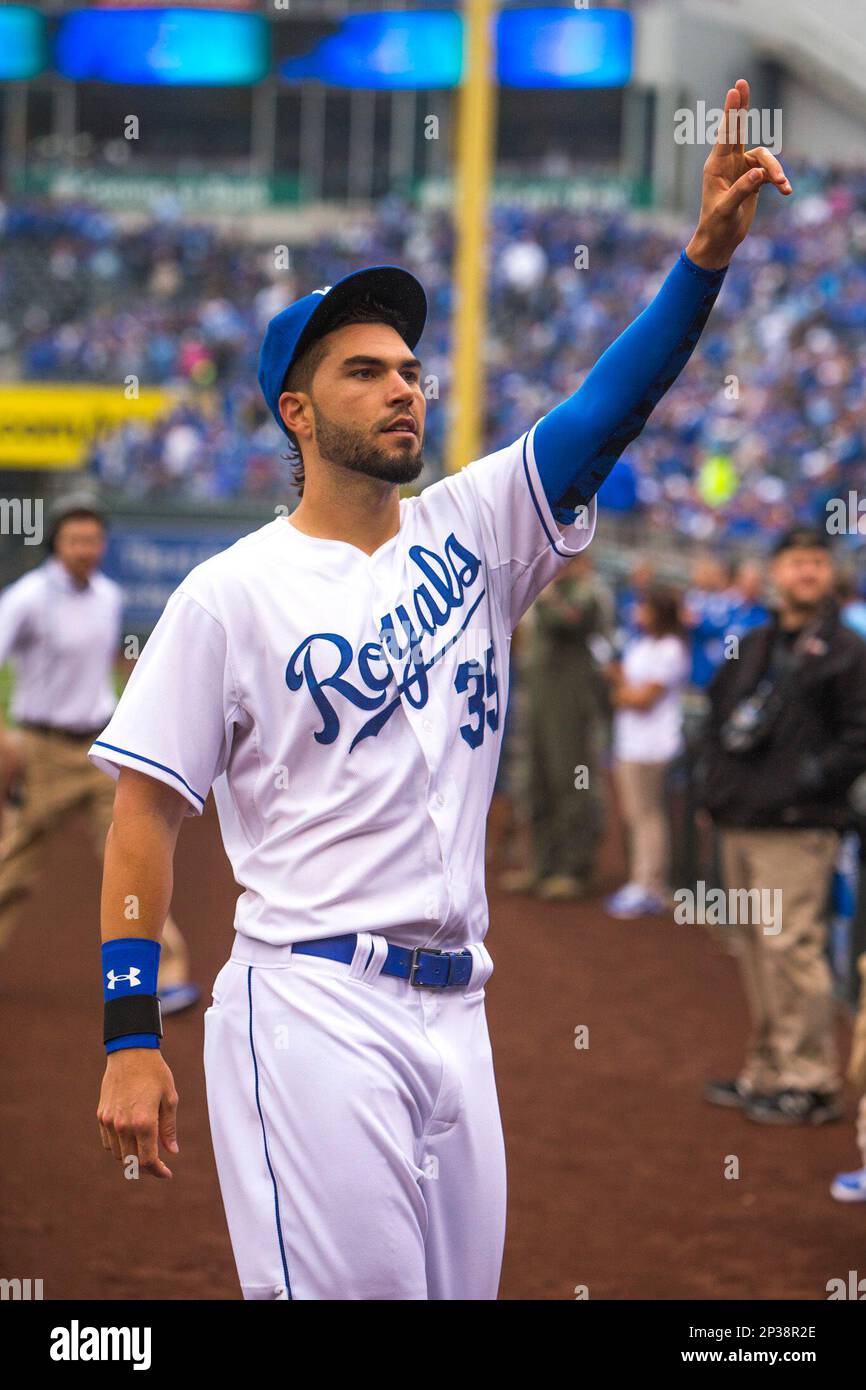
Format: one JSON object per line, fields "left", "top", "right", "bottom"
{"left": 446, "top": 0, "right": 496, "bottom": 474}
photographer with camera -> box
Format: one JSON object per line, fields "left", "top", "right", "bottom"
{"left": 699, "top": 527, "right": 866, "bottom": 1125}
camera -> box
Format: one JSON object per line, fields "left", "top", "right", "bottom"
{"left": 719, "top": 680, "right": 778, "bottom": 755}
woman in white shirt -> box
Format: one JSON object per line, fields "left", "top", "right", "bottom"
{"left": 604, "top": 585, "right": 690, "bottom": 919}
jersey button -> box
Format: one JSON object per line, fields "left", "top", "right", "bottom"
{"left": 433, "top": 792, "right": 445, "bottom": 808}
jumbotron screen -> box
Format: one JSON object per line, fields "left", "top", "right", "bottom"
{"left": 0, "top": 6, "right": 47, "bottom": 80}
{"left": 55, "top": 7, "right": 270, "bottom": 85}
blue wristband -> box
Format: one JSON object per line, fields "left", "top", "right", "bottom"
{"left": 106, "top": 1033, "right": 161, "bottom": 1054}
{"left": 102, "top": 937, "right": 162, "bottom": 1053}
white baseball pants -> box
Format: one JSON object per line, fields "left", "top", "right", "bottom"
{"left": 203, "top": 934, "right": 507, "bottom": 1300}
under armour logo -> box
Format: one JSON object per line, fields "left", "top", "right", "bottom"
{"left": 106, "top": 967, "right": 141, "bottom": 990}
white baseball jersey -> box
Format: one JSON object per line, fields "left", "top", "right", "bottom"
{"left": 0, "top": 558, "right": 122, "bottom": 730}
{"left": 89, "top": 422, "right": 595, "bottom": 950}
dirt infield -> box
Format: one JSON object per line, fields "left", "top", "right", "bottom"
{"left": 1, "top": 797, "right": 863, "bottom": 1302}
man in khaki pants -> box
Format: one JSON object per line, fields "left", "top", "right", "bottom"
{"left": 698, "top": 527, "right": 866, "bottom": 1124}
{"left": 0, "top": 497, "right": 197, "bottom": 1012}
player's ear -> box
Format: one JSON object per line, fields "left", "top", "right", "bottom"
{"left": 279, "top": 390, "right": 312, "bottom": 442}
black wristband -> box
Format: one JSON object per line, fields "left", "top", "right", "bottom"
{"left": 104, "top": 994, "right": 164, "bottom": 1045}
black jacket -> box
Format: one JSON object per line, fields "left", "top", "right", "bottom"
{"left": 697, "top": 603, "right": 866, "bottom": 830}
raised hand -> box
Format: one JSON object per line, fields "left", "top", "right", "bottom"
{"left": 686, "top": 79, "right": 792, "bottom": 271}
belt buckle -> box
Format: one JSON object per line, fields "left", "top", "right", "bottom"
{"left": 409, "top": 946, "right": 444, "bottom": 989}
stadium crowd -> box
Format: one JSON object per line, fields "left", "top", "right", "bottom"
{"left": 2, "top": 159, "right": 866, "bottom": 547}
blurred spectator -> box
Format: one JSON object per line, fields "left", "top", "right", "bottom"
{"left": 501, "top": 552, "right": 614, "bottom": 900}
{"left": 836, "top": 573, "right": 866, "bottom": 640}
{"left": 0, "top": 497, "right": 197, "bottom": 1012}
{"left": 729, "top": 558, "right": 770, "bottom": 637}
{"left": 699, "top": 528, "right": 866, "bottom": 1125}
{"left": 604, "top": 585, "right": 689, "bottom": 919}
{"left": 684, "top": 555, "right": 737, "bottom": 688}
{"left": 615, "top": 555, "right": 655, "bottom": 643}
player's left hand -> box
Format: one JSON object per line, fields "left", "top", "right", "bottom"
{"left": 686, "top": 79, "right": 791, "bottom": 271}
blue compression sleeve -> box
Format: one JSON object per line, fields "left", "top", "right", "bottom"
{"left": 534, "top": 250, "right": 727, "bottom": 518}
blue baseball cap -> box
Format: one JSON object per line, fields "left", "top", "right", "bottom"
{"left": 257, "top": 265, "right": 427, "bottom": 436}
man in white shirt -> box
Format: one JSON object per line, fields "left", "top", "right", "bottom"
{"left": 0, "top": 499, "right": 197, "bottom": 1013}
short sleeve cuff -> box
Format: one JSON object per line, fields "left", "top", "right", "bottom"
{"left": 88, "top": 740, "right": 206, "bottom": 816}
{"left": 523, "top": 422, "right": 597, "bottom": 559}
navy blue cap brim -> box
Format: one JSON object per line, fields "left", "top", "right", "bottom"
{"left": 291, "top": 266, "right": 427, "bottom": 374}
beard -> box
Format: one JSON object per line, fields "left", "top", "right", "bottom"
{"left": 312, "top": 402, "right": 424, "bottom": 486}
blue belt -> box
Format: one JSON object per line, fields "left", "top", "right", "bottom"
{"left": 292, "top": 935, "right": 474, "bottom": 990}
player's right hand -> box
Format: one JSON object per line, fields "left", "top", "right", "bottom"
{"left": 97, "top": 1050, "right": 179, "bottom": 1181}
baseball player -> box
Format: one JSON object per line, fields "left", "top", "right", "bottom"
{"left": 0, "top": 496, "right": 198, "bottom": 1014}
{"left": 94, "top": 84, "right": 790, "bottom": 1299}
